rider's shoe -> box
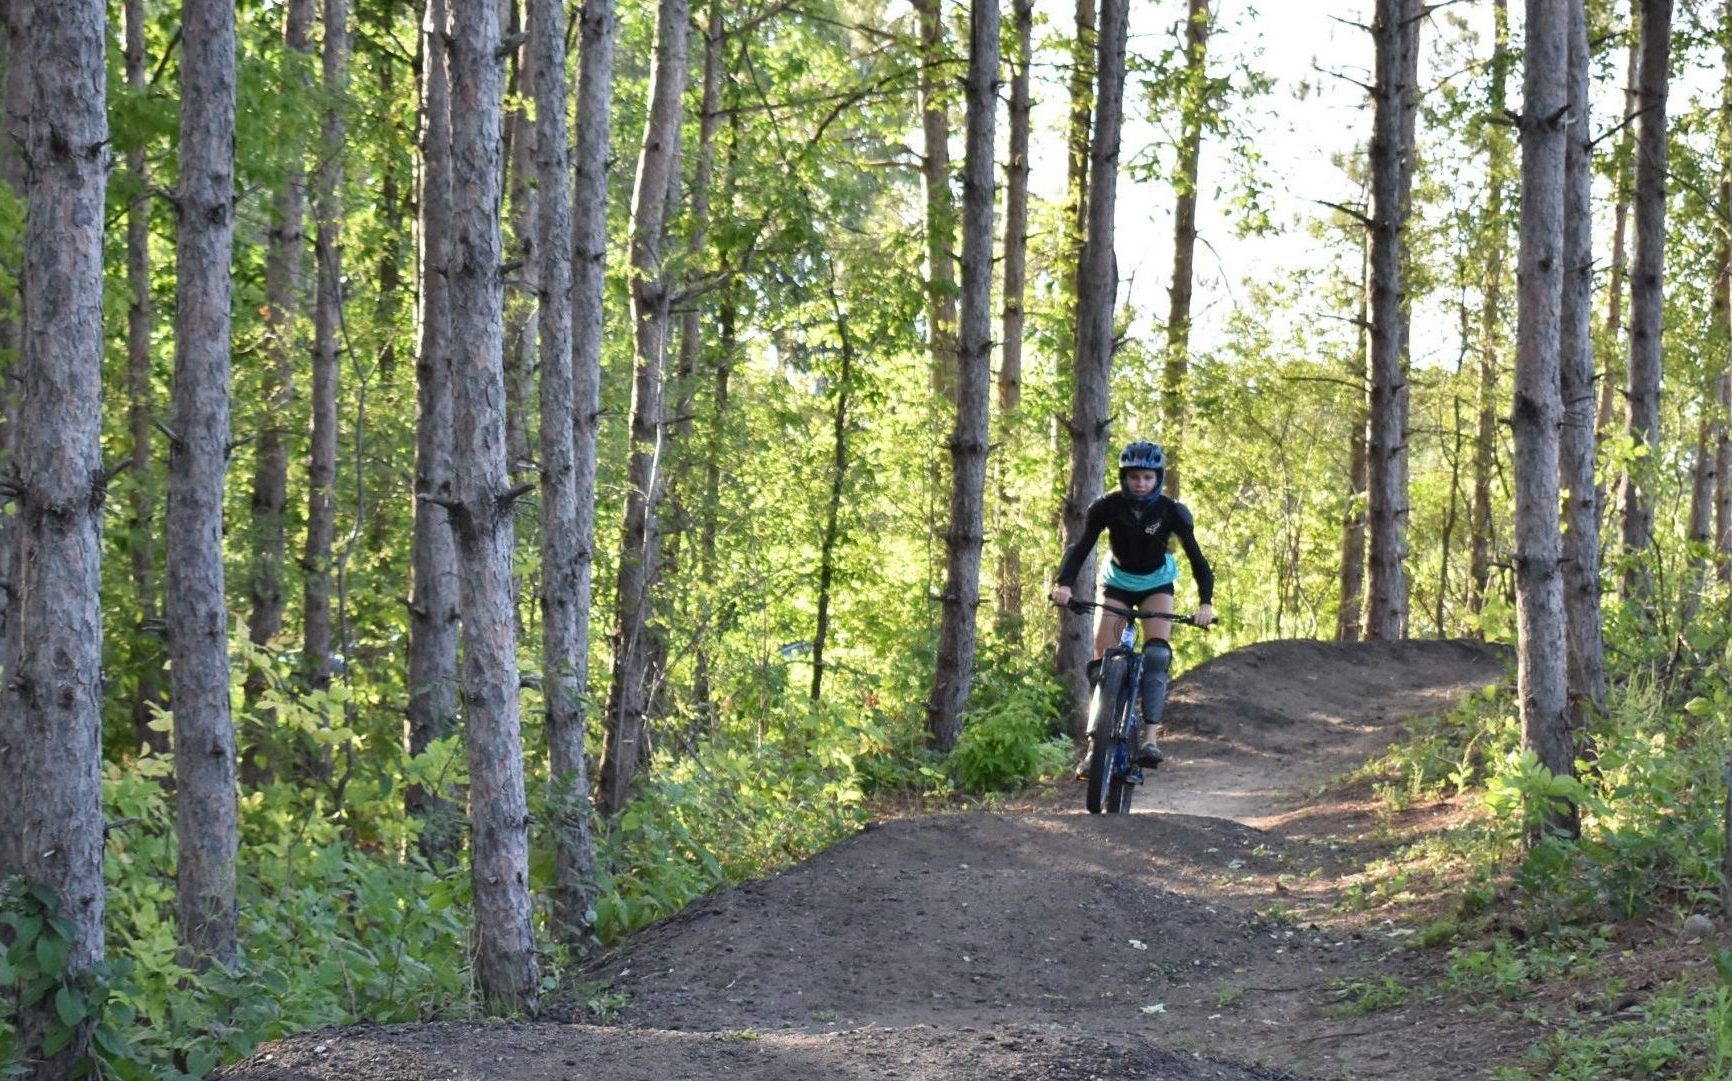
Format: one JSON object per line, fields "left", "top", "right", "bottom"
{"left": 1136, "top": 741, "right": 1165, "bottom": 768}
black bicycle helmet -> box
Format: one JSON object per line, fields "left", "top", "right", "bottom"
{"left": 1117, "top": 440, "right": 1165, "bottom": 501}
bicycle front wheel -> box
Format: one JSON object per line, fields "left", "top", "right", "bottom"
{"left": 1084, "top": 655, "right": 1130, "bottom": 814}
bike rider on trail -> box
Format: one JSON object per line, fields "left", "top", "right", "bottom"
{"left": 1049, "top": 441, "right": 1215, "bottom": 768}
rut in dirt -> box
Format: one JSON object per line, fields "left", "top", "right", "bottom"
{"left": 223, "top": 638, "right": 1511, "bottom": 1081}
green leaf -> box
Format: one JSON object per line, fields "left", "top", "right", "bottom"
{"left": 36, "top": 932, "right": 70, "bottom": 974}
{"left": 185, "top": 1045, "right": 219, "bottom": 1078}
{"left": 41, "top": 1021, "right": 74, "bottom": 1057}
{"left": 56, "top": 984, "right": 86, "bottom": 1027}
{"left": 1684, "top": 696, "right": 1714, "bottom": 717}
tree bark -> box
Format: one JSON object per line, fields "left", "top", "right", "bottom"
{"left": 305, "top": 0, "right": 348, "bottom": 700}
{"left": 996, "top": 0, "right": 1032, "bottom": 641}
{"left": 1338, "top": 208, "right": 1369, "bottom": 642}
{"left": 1717, "top": 0, "right": 1732, "bottom": 584}
{"left": 1365, "top": 0, "right": 1420, "bottom": 641}
{"left": 1621, "top": 0, "right": 1671, "bottom": 594}
{"left": 1059, "top": 0, "right": 1129, "bottom": 736}
{"left": 927, "top": 0, "right": 999, "bottom": 752}
{"left": 407, "top": 0, "right": 463, "bottom": 867}
{"left": 598, "top": 0, "right": 687, "bottom": 818}
{"left": 448, "top": 0, "right": 538, "bottom": 1011}
{"left": 1598, "top": 31, "right": 1640, "bottom": 442}
{"left": 812, "top": 275, "right": 856, "bottom": 706}
{"left": 1162, "top": 0, "right": 1210, "bottom": 501}
{"left": 1469, "top": 0, "right": 1511, "bottom": 626}
{"left": 125, "top": 0, "right": 166, "bottom": 752}
{"left": 915, "top": 0, "right": 959, "bottom": 404}
{"left": 0, "top": 0, "right": 29, "bottom": 673}
{"left": 531, "top": 0, "right": 597, "bottom": 947}
{"left": 1560, "top": 0, "right": 1604, "bottom": 734}
{"left": 1513, "top": 0, "right": 1576, "bottom": 841}
{"left": 245, "top": 0, "right": 314, "bottom": 754}
{"left": 170, "top": 0, "right": 240, "bottom": 967}
{"left": 568, "top": 0, "right": 615, "bottom": 828}
{"left": 503, "top": 4, "right": 538, "bottom": 486}
{"left": 0, "top": 1, "right": 108, "bottom": 1070}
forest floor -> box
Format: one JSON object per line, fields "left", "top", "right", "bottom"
{"left": 222, "top": 638, "right": 1722, "bottom": 1080}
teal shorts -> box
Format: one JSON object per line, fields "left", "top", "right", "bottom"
{"left": 1102, "top": 555, "right": 1178, "bottom": 593}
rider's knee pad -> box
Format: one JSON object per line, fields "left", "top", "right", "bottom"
{"left": 1143, "top": 638, "right": 1172, "bottom": 678}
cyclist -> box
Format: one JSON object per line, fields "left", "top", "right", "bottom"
{"left": 1049, "top": 440, "right": 1215, "bottom": 767}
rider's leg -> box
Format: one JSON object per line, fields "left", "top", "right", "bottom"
{"left": 1136, "top": 587, "right": 1176, "bottom": 767}
{"left": 1136, "top": 638, "right": 1172, "bottom": 767}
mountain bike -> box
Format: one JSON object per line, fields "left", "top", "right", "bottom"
{"left": 1065, "top": 599, "right": 1198, "bottom": 815}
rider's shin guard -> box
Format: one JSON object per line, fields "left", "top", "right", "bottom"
{"left": 1140, "top": 639, "right": 1172, "bottom": 730}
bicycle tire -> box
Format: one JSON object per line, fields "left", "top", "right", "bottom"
{"left": 1085, "top": 655, "right": 1129, "bottom": 814}
{"left": 1107, "top": 691, "right": 1138, "bottom": 814}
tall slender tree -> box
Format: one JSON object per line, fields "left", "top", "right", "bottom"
{"left": 1161, "top": 0, "right": 1210, "bottom": 500}
{"left": 407, "top": 0, "right": 462, "bottom": 864}
{"left": 124, "top": 0, "right": 165, "bottom": 749}
{"left": 1560, "top": 0, "right": 1604, "bottom": 731}
{"left": 996, "top": 0, "right": 1033, "bottom": 640}
{"left": 1338, "top": 201, "right": 1370, "bottom": 642}
{"left": 566, "top": 0, "right": 615, "bottom": 843}
{"left": 1058, "top": 0, "right": 1130, "bottom": 735}
{"left": 1365, "top": 0, "right": 1421, "bottom": 640}
{"left": 928, "top": 0, "right": 999, "bottom": 752}
{"left": 446, "top": 0, "right": 538, "bottom": 1009}
{"left": 305, "top": 0, "right": 349, "bottom": 699}
{"left": 170, "top": 0, "right": 241, "bottom": 967}
{"left": 1512, "top": 0, "right": 1576, "bottom": 840}
{"left": 1621, "top": 0, "right": 1671, "bottom": 592}
{"left": 532, "top": 0, "right": 596, "bottom": 945}
{"left": 598, "top": 0, "right": 689, "bottom": 817}
{"left": 0, "top": 0, "right": 109, "bottom": 1069}
{"left": 247, "top": 0, "right": 314, "bottom": 743}
{"left": 915, "top": 0, "right": 959, "bottom": 404}
{"left": 1469, "top": 0, "right": 1512, "bottom": 624}
{"left": 1718, "top": 0, "right": 1732, "bottom": 582}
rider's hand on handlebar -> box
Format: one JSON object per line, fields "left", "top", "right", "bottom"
{"left": 1193, "top": 603, "right": 1215, "bottom": 629}
{"left": 1049, "top": 585, "right": 1073, "bottom": 608}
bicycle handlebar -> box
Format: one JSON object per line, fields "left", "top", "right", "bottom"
{"left": 1058, "top": 597, "right": 1201, "bottom": 625}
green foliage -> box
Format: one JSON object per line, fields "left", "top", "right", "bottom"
{"left": 945, "top": 657, "right": 1069, "bottom": 793}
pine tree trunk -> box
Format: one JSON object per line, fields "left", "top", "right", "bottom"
{"left": 1513, "top": 0, "right": 1576, "bottom": 841}
{"left": 1621, "top": 0, "right": 1671, "bottom": 593}
{"left": 1162, "top": 0, "right": 1209, "bottom": 501}
{"left": 504, "top": 7, "right": 538, "bottom": 484}
{"left": 125, "top": 0, "right": 166, "bottom": 752}
{"left": 530, "top": 0, "right": 596, "bottom": 946}
{"left": 0, "top": 0, "right": 28, "bottom": 672}
{"left": 1338, "top": 213, "right": 1369, "bottom": 642}
{"left": 170, "top": 0, "right": 240, "bottom": 967}
{"left": 995, "top": 0, "right": 1032, "bottom": 641}
{"left": 812, "top": 278, "right": 856, "bottom": 706}
{"left": 568, "top": 0, "right": 615, "bottom": 826}
{"left": 1598, "top": 32, "right": 1640, "bottom": 442}
{"left": 916, "top": 0, "right": 959, "bottom": 404}
{"left": 1365, "top": 0, "right": 1420, "bottom": 641}
{"left": 1560, "top": 0, "right": 1605, "bottom": 732}
{"left": 0, "top": 1, "right": 108, "bottom": 1070}
{"left": 1469, "top": 0, "right": 1511, "bottom": 625}
{"left": 305, "top": 0, "right": 347, "bottom": 706}
{"left": 928, "top": 0, "right": 998, "bottom": 752}
{"left": 1717, "top": 0, "right": 1732, "bottom": 584}
{"left": 599, "top": 0, "right": 687, "bottom": 818}
{"left": 246, "top": 0, "right": 314, "bottom": 756}
{"left": 1059, "top": 0, "right": 1129, "bottom": 737}
{"left": 448, "top": 0, "right": 538, "bottom": 1010}
{"left": 407, "top": 0, "right": 463, "bottom": 867}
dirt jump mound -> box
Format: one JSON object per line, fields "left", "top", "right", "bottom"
{"left": 225, "top": 638, "right": 1511, "bottom": 1081}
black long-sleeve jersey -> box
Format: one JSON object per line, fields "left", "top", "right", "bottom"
{"left": 1056, "top": 492, "right": 1215, "bottom": 604}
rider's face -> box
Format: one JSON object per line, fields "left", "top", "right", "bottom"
{"left": 1124, "top": 469, "right": 1159, "bottom": 497}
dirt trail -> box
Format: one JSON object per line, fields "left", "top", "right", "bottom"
{"left": 225, "top": 638, "right": 1527, "bottom": 1081}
